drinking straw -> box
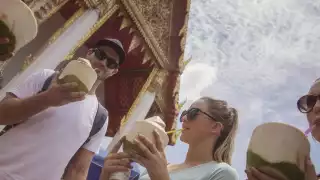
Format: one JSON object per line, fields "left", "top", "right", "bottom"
{"left": 166, "top": 129, "right": 183, "bottom": 134}
{"left": 166, "top": 129, "right": 183, "bottom": 138}
{"left": 305, "top": 127, "right": 312, "bottom": 136}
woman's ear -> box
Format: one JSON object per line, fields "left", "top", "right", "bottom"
{"left": 212, "top": 122, "right": 224, "bottom": 136}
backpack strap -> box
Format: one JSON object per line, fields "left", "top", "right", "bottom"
{"left": 83, "top": 102, "right": 108, "bottom": 145}
{"left": 0, "top": 124, "right": 15, "bottom": 136}
{"left": 0, "top": 74, "right": 55, "bottom": 136}
{"left": 38, "top": 74, "right": 55, "bottom": 93}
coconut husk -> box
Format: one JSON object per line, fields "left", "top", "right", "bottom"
{"left": 246, "top": 122, "right": 310, "bottom": 180}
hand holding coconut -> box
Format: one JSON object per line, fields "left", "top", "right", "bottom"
{"left": 304, "top": 157, "right": 318, "bottom": 180}
{"left": 246, "top": 122, "right": 316, "bottom": 180}
{"left": 246, "top": 157, "right": 317, "bottom": 180}
{"left": 106, "top": 116, "right": 169, "bottom": 180}
{"left": 100, "top": 138, "right": 132, "bottom": 180}
{"left": 130, "top": 130, "right": 170, "bottom": 180}
{"left": 42, "top": 72, "right": 86, "bottom": 107}
{"left": 43, "top": 58, "right": 100, "bottom": 106}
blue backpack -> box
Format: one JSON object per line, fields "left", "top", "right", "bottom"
{"left": 0, "top": 74, "right": 108, "bottom": 145}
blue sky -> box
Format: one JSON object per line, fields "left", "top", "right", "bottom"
{"left": 100, "top": 0, "right": 320, "bottom": 179}
{"left": 165, "top": 0, "right": 320, "bottom": 179}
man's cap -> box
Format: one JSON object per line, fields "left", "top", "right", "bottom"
{"left": 0, "top": 0, "right": 38, "bottom": 52}
{"left": 95, "top": 38, "right": 126, "bottom": 65}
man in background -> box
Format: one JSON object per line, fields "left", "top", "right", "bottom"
{"left": 0, "top": 38, "right": 126, "bottom": 180}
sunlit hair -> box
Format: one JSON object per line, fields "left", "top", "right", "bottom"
{"left": 200, "top": 97, "right": 238, "bottom": 165}
{"left": 314, "top": 78, "right": 320, "bottom": 82}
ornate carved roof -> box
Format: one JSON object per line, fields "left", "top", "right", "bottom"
{"left": 17, "top": 0, "right": 191, "bottom": 145}
{"left": 17, "top": 0, "right": 190, "bottom": 71}
{"left": 119, "top": 0, "right": 191, "bottom": 71}
{"left": 130, "top": 0, "right": 172, "bottom": 60}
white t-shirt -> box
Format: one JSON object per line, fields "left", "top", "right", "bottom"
{"left": 139, "top": 162, "right": 239, "bottom": 180}
{"left": 0, "top": 69, "right": 108, "bottom": 180}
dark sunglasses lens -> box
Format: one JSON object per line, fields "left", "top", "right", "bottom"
{"left": 187, "top": 108, "right": 199, "bottom": 120}
{"left": 94, "top": 49, "right": 105, "bottom": 61}
{"left": 298, "top": 95, "right": 317, "bottom": 113}
{"left": 107, "top": 60, "right": 119, "bottom": 69}
{"left": 180, "top": 110, "right": 188, "bottom": 122}
{"left": 180, "top": 108, "right": 200, "bottom": 122}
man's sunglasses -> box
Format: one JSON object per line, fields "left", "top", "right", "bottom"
{"left": 297, "top": 94, "right": 320, "bottom": 113}
{"left": 93, "top": 48, "right": 119, "bottom": 69}
{"left": 180, "top": 108, "right": 219, "bottom": 122}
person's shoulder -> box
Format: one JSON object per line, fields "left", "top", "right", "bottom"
{"left": 40, "top": 69, "right": 55, "bottom": 77}
{"left": 30, "top": 69, "right": 55, "bottom": 79}
{"left": 215, "top": 162, "right": 238, "bottom": 174}
{"left": 209, "top": 162, "right": 239, "bottom": 180}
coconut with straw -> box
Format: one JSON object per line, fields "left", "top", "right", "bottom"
{"left": 109, "top": 116, "right": 169, "bottom": 180}
{"left": 122, "top": 116, "right": 169, "bottom": 154}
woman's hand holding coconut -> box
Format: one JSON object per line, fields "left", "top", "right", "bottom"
{"left": 246, "top": 157, "right": 317, "bottom": 180}
{"left": 100, "top": 138, "right": 132, "bottom": 180}
{"left": 304, "top": 157, "right": 318, "bottom": 180}
{"left": 42, "top": 73, "right": 86, "bottom": 107}
{"left": 130, "top": 130, "right": 170, "bottom": 180}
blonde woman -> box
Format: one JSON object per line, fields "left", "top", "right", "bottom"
{"left": 101, "top": 97, "right": 239, "bottom": 180}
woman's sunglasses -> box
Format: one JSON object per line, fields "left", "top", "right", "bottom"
{"left": 297, "top": 94, "right": 320, "bottom": 113}
{"left": 93, "top": 48, "right": 119, "bottom": 69}
{"left": 180, "top": 108, "right": 217, "bottom": 122}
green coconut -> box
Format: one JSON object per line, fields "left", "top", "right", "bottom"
{"left": 0, "top": 20, "right": 16, "bottom": 55}
{"left": 58, "top": 75, "right": 89, "bottom": 93}
{"left": 247, "top": 150, "right": 304, "bottom": 180}
{"left": 122, "top": 139, "right": 144, "bottom": 155}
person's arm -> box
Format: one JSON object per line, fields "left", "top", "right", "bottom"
{"left": 63, "top": 148, "right": 95, "bottom": 180}
{"left": 64, "top": 119, "right": 108, "bottom": 180}
{"left": 0, "top": 92, "right": 51, "bottom": 125}
{"left": 0, "top": 70, "right": 54, "bottom": 125}
{"left": 0, "top": 69, "right": 85, "bottom": 125}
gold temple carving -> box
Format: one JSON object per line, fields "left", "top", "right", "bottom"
{"left": 130, "top": 0, "right": 172, "bottom": 57}
{"left": 22, "top": 0, "right": 70, "bottom": 24}
{"left": 83, "top": 0, "right": 116, "bottom": 15}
